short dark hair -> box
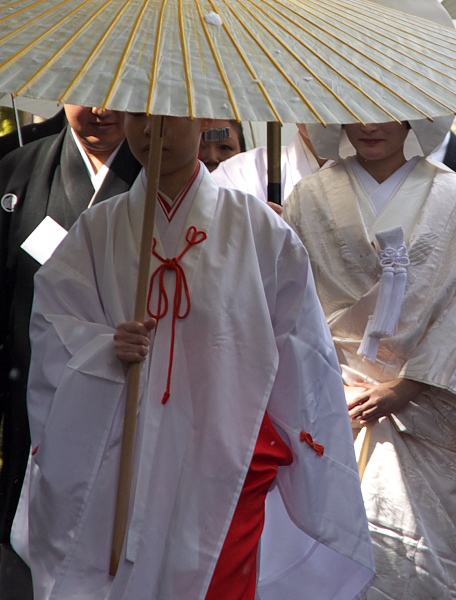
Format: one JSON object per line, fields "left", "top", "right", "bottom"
{"left": 228, "top": 120, "right": 246, "bottom": 153}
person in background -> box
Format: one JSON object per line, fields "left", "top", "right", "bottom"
{"left": 0, "top": 109, "right": 67, "bottom": 160}
{"left": 198, "top": 119, "right": 245, "bottom": 172}
{"left": 284, "top": 116, "right": 456, "bottom": 599}
{"left": 211, "top": 122, "right": 327, "bottom": 205}
{"left": 0, "top": 104, "right": 141, "bottom": 600}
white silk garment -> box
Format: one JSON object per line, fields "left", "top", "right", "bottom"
{"left": 12, "top": 165, "right": 374, "bottom": 600}
{"left": 284, "top": 158, "right": 456, "bottom": 600}
{"left": 211, "top": 132, "right": 321, "bottom": 203}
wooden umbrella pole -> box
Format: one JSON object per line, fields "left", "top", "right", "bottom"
{"left": 110, "top": 115, "right": 164, "bottom": 576}
{"left": 357, "top": 425, "right": 372, "bottom": 481}
{"left": 267, "top": 121, "right": 282, "bottom": 205}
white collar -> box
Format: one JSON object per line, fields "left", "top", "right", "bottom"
{"left": 70, "top": 128, "right": 122, "bottom": 196}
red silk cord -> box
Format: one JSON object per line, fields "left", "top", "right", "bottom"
{"left": 147, "top": 226, "right": 207, "bottom": 403}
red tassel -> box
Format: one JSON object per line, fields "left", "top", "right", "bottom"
{"left": 300, "top": 431, "right": 324, "bottom": 456}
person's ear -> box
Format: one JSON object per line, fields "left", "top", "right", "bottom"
{"left": 200, "top": 118, "right": 214, "bottom": 132}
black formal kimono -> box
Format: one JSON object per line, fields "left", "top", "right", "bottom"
{"left": 0, "top": 127, "right": 141, "bottom": 562}
{"left": 0, "top": 109, "right": 67, "bottom": 160}
{"left": 443, "top": 131, "right": 456, "bottom": 171}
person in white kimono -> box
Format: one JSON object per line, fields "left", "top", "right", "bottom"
{"left": 12, "top": 113, "right": 374, "bottom": 600}
{"left": 211, "top": 123, "right": 326, "bottom": 205}
{"left": 284, "top": 117, "right": 456, "bottom": 599}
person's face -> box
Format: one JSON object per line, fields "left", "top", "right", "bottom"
{"left": 198, "top": 120, "right": 242, "bottom": 172}
{"left": 344, "top": 121, "right": 409, "bottom": 163}
{"left": 125, "top": 113, "right": 213, "bottom": 176}
{"left": 64, "top": 104, "right": 126, "bottom": 156}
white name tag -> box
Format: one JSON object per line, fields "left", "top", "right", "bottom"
{"left": 20, "top": 216, "right": 68, "bottom": 265}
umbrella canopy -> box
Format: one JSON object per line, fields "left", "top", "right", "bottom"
{"left": 1, "top": 0, "right": 456, "bottom": 125}
{"left": 0, "top": 94, "right": 60, "bottom": 118}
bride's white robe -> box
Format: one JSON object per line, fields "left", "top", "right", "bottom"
{"left": 284, "top": 158, "right": 456, "bottom": 600}
{"left": 12, "top": 166, "right": 374, "bottom": 600}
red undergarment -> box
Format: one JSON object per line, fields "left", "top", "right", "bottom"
{"left": 205, "top": 411, "right": 293, "bottom": 600}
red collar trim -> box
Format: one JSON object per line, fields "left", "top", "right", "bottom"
{"left": 157, "top": 162, "right": 201, "bottom": 222}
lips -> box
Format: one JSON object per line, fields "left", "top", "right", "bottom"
{"left": 360, "top": 138, "right": 383, "bottom": 144}
{"left": 91, "top": 121, "right": 116, "bottom": 128}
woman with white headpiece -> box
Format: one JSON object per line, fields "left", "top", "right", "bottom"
{"left": 285, "top": 119, "right": 456, "bottom": 600}
{"left": 283, "top": 3, "right": 456, "bottom": 598}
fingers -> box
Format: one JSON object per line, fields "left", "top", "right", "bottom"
{"left": 347, "top": 390, "right": 369, "bottom": 410}
{"left": 348, "top": 394, "right": 376, "bottom": 422}
{"left": 267, "top": 202, "right": 284, "bottom": 217}
{"left": 114, "top": 319, "right": 156, "bottom": 364}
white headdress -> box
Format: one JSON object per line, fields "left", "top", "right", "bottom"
{"left": 307, "top": 0, "right": 455, "bottom": 161}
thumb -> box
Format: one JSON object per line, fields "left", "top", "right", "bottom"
{"left": 144, "top": 318, "right": 157, "bottom": 332}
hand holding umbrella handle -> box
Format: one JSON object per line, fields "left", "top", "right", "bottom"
{"left": 110, "top": 115, "right": 164, "bottom": 577}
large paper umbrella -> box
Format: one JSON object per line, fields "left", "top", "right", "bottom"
{"left": 1, "top": 0, "right": 456, "bottom": 124}
{"left": 2, "top": 0, "right": 456, "bottom": 575}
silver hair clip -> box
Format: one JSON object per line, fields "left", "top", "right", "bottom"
{"left": 202, "top": 127, "right": 230, "bottom": 142}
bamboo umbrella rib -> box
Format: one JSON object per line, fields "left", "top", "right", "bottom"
{"left": 147, "top": 0, "right": 168, "bottom": 114}
{"left": 194, "top": 0, "right": 241, "bottom": 122}
{"left": 247, "top": 0, "right": 385, "bottom": 124}
{"left": 60, "top": 0, "right": 140, "bottom": 104}
{"left": 179, "top": 0, "right": 194, "bottom": 117}
{"left": 266, "top": 0, "right": 447, "bottom": 118}
{"left": 0, "top": 0, "right": 115, "bottom": 96}
{"left": 316, "top": 18, "right": 456, "bottom": 99}
{"left": 207, "top": 0, "right": 282, "bottom": 123}
{"left": 284, "top": 0, "right": 456, "bottom": 65}
{"left": 253, "top": 0, "right": 428, "bottom": 121}
{"left": 320, "top": 0, "right": 456, "bottom": 52}
{"left": 223, "top": 0, "right": 328, "bottom": 125}
{"left": 271, "top": 5, "right": 456, "bottom": 116}
{"left": 103, "top": 0, "right": 151, "bottom": 108}
{"left": 0, "top": 0, "right": 37, "bottom": 13}
{"left": 290, "top": 0, "right": 456, "bottom": 67}
{"left": 321, "top": 13, "right": 456, "bottom": 78}
{"left": 0, "top": 0, "right": 81, "bottom": 52}
{"left": 0, "top": 0, "right": 68, "bottom": 24}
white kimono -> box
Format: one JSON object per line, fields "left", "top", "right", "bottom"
{"left": 284, "top": 158, "right": 456, "bottom": 600}
{"left": 13, "top": 165, "right": 374, "bottom": 600}
{"left": 211, "top": 132, "right": 320, "bottom": 203}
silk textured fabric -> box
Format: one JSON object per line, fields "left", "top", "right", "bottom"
{"left": 284, "top": 158, "right": 456, "bottom": 599}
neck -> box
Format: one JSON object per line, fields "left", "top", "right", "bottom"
{"left": 84, "top": 149, "right": 115, "bottom": 174}
{"left": 356, "top": 150, "right": 407, "bottom": 183}
{"left": 158, "top": 159, "right": 199, "bottom": 200}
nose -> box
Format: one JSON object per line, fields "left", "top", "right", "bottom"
{"left": 92, "top": 106, "right": 112, "bottom": 117}
{"left": 144, "top": 115, "right": 153, "bottom": 136}
{"left": 199, "top": 144, "right": 219, "bottom": 171}
{"left": 360, "top": 122, "right": 379, "bottom": 133}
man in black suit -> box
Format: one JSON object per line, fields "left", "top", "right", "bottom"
{"left": 443, "top": 131, "right": 456, "bottom": 171}
{"left": 0, "top": 104, "right": 141, "bottom": 599}
{"left": 0, "top": 108, "right": 67, "bottom": 159}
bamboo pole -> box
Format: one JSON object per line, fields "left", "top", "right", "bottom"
{"left": 357, "top": 425, "right": 372, "bottom": 481}
{"left": 267, "top": 121, "right": 282, "bottom": 205}
{"left": 110, "top": 114, "right": 164, "bottom": 576}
